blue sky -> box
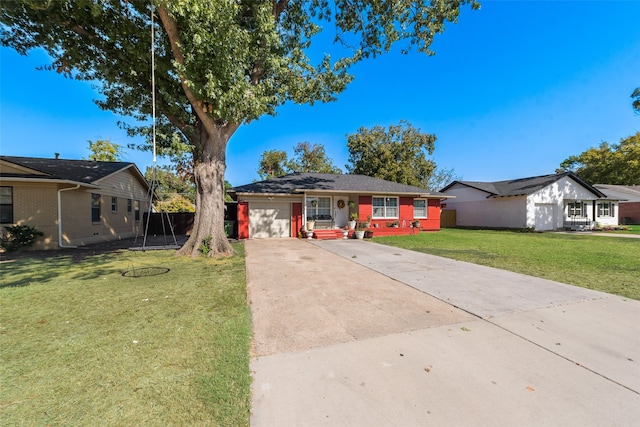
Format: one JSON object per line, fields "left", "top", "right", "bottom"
{"left": 1, "top": 1, "right": 639, "bottom": 188}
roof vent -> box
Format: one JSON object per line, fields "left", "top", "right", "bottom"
{"left": 55, "top": 153, "right": 60, "bottom": 159}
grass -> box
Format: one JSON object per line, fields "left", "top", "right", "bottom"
{"left": 375, "top": 229, "right": 640, "bottom": 300}
{"left": 0, "top": 244, "right": 251, "bottom": 426}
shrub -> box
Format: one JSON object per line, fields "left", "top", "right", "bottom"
{"left": 0, "top": 225, "right": 44, "bottom": 252}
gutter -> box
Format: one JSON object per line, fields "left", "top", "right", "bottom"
{"left": 57, "top": 184, "right": 80, "bottom": 248}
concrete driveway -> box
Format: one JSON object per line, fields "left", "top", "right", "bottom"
{"left": 247, "top": 239, "right": 640, "bottom": 426}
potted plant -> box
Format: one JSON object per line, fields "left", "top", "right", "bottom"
{"left": 348, "top": 200, "right": 355, "bottom": 208}
{"left": 361, "top": 215, "right": 371, "bottom": 228}
{"left": 412, "top": 219, "right": 421, "bottom": 229}
{"left": 354, "top": 221, "right": 365, "bottom": 239}
{"left": 341, "top": 226, "right": 349, "bottom": 239}
{"left": 348, "top": 212, "right": 358, "bottom": 229}
{"left": 364, "top": 229, "right": 374, "bottom": 238}
{"left": 306, "top": 216, "right": 315, "bottom": 231}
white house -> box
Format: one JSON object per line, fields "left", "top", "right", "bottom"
{"left": 440, "top": 172, "right": 619, "bottom": 231}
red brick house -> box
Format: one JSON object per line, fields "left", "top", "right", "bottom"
{"left": 228, "top": 173, "right": 450, "bottom": 239}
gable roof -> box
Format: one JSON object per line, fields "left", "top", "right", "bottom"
{"left": 594, "top": 184, "right": 640, "bottom": 202}
{"left": 0, "top": 155, "right": 148, "bottom": 188}
{"left": 230, "top": 172, "right": 447, "bottom": 198}
{"left": 441, "top": 172, "right": 607, "bottom": 199}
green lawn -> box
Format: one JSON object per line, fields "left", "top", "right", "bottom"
{"left": 375, "top": 229, "right": 640, "bottom": 300}
{"left": 0, "top": 245, "right": 251, "bottom": 426}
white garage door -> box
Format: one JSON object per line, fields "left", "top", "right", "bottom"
{"left": 249, "top": 202, "right": 291, "bottom": 238}
{"left": 534, "top": 204, "right": 555, "bottom": 231}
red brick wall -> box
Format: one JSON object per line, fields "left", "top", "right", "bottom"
{"left": 620, "top": 202, "right": 640, "bottom": 224}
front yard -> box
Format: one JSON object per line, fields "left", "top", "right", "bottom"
{"left": 376, "top": 229, "right": 640, "bottom": 300}
{"left": 0, "top": 245, "right": 251, "bottom": 426}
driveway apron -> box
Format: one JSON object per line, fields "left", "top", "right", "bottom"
{"left": 248, "top": 239, "right": 640, "bottom": 426}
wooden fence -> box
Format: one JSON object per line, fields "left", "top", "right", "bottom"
{"left": 440, "top": 210, "right": 456, "bottom": 228}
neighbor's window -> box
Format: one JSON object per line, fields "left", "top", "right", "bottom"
{"left": 372, "top": 197, "right": 398, "bottom": 218}
{"left": 127, "top": 199, "right": 132, "bottom": 213}
{"left": 134, "top": 200, "right": 140, "bottom": 221}
{"left": 414, "top": 199, "right": 427, "bottom": 218}
{"left": 0, "top": 186, "right": 13, "bottom": 224}
{"left": 597, "top": 202, "right": 613, "bottom": 217}
{"left": 567, "top": 202, "right": 585, "bottom": 217}
{"left": 91, "top": 193, "right": 101, "bottom": 222}
{"left": 111, "top": 196, "right": 117, "bottom": 213}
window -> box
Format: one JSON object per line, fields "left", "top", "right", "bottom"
{"left": 0, "top": 186, "right": 13, "bottom": 224}
{"left": 91, "top": 194, "right": 101, "bottom": 222}
{"left": 567, "top": 202, "right": 585, "bottom": 217}
{"left": 597, "top": 202, "right": 613, "bottom": 217}
{"left": 111, "top": 197, "right": 118, "bottom": 213}
{"left": 414, "top": 199, "right": 427, "bottom": 218}
{"left": 372, "top": 197, "right": 398, "bottom": 218}
{"left": 306, "top": 197, "right": 332, "bottom": 220}
{"left": 134, "top": 200, "right": 140, "bottom": 221}
{"left": 127, "top": 199, "right": 132, "bottom": 213}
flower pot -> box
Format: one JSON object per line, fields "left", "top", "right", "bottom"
{"left": 355, "top": 230, "right": 365, "bottom": 239}
{"left": 341, "top": 230, "right": 349, "bottom": 239}
{"left": 306, "top": 221, "right": 315, "bottom": 231}
{"left": 348, "top": 220, "right": 357, "bottom": 229}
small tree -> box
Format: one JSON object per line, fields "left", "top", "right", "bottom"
{"left": 632, "top": 87, "right": 640, "bottom": 114}
{"left": 257, "top": 150, "right": 289, "bottom": 180}
{"left": 86, "top": 139, "right": 125, "bottom": 162}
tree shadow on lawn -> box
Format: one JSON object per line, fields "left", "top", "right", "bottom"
{"left": 0, "top": 239, "right": 144, "bottom": 288}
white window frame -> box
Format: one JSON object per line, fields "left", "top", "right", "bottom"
{"left": 306, "top": 196, "right": 332, "bottom": 220}
{"left": 597, "top": 202, "right": 613, "bottom": 217}
{"left": 413, "top": 199, "right": 428, "bottom": 218}
{"left": 111, "top": 196, "right": 118, "bottom": 213}
{"left": 372, "top": 196, "right": 399, "bottom": 219}
{"left": 567, "top": 202, "right": 585, "bottom": 218}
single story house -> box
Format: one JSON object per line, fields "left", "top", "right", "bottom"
{"left": 594, "top": 184, "right": 640, "bottom": 225}
{"left": 440, "top": 172, "right": 619, "bottom": 231}
{"left": 228, "top": 172, "right": 450, "bottom": 239}
{"left": 0, "top": 155, "right": 150, "bottom": 250}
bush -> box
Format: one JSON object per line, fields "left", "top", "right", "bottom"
{"left": 0, "top": 225, "right": 44, "bottom": 252}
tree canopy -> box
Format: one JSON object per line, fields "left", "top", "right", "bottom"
{"left": 257, "top": 142, "right": 341, "bottom": 179}
{"left": 633, "top": 87, "right": 640, "bottom": 114}
{"left": 1, "top": 0, "right": 479, "bottom": 256}
{"left": 558, "top": 132, "right": 640, "bottom": 185}
{"left": 85, "top": 139, "right": 125, "bottom": 162}
{"left": 346, "top": 121, "right": 437, "bottom": 188}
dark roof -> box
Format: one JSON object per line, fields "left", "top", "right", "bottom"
{"left": 441, "top": 172, "right": 607, "bottom": 198}
{"left": 594, "top": 184, "right": 640, "bottom": 202}
{"left": 230, "top": 172, "right": 445, "bottom": 197}
{"left": 1, "top": 155, "right": 143, "bottom": 185}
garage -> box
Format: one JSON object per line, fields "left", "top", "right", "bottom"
{"left": 534, "top": 203, "right": 555, "bottom": 231}
{"left": 249, "top": 202, "right": 291, "bottom": 238}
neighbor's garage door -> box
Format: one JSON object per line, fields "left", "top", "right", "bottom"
{"left": 534, "top": 203, "right": 555, "bottom": 231}
{"left": 249, "top": 202, "right": 291, "bottom": 238}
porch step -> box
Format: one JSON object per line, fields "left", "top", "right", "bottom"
{"left": 312, "top": 229, "right": 348, "bottom": 240}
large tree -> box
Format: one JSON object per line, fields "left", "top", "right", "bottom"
{"left": 558, "top": 132, "right": 640, "bottom": 185}
{"left": 1, "top": 0, "right": 478, "bottom": 257}
{"left": 85, "top": 139, "right": 125, "bottom": 162}
{"left": 346, "top": 120, "right": 437, "bottom": 187}
{"left": 257, "top": 142, "right": 341, "bottom": 179}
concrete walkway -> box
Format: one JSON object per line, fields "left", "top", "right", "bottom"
{"left": 247, "top": 239, "right": 640, "bottom": 426}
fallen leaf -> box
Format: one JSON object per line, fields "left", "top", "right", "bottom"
{"left": 526, "top": 386, "right": 535, "bottom": 392}
{"left": 424, "top": 365, "right": 432, "bottom": 373}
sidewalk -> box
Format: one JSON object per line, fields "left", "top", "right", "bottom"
{"left": 248, "top": 239, "right": 640, "bottom": 426}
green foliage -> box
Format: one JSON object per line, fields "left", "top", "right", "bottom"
{"left": 428, "top": 166, "right": 462, "bottom": 191}
{"left": 85, "top": 139, "right": 125, "bottom": 162}
{"left": 199, "top": 236, "right": 213, "bottom": 257}
{"left": 558, "top": 132, "right": 640, "bottom": 184}
{"left": 257, "top": 142, "right": 341, "bottom": 179}
{"left": 346, "top": 120, "right": 437, "bottom": 187}
{"left": 155, "top": 194, "right": 195, "bottom": 213}
{"left": 1, "top": 225, "right": 44, "bottom": 252}
{"left": 145, "top": 165, "right": 196, "bottom": 207}
{"left": 258, "top": 149, "right": 289, "bottom": 180}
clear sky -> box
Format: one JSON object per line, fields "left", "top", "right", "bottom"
{"left": 1, "top": 1, "right": 639, "bottom": 188}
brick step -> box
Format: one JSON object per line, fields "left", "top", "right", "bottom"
{"left": 312, "top": 229, "right": 350, "bottom": 240}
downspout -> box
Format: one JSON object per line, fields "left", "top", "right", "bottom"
{"left": 57, "top": 185, "right": 80, "bottom": 248}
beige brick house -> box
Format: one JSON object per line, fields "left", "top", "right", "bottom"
{"left": 0, "top": 155, "right": 150, "bottom": 250}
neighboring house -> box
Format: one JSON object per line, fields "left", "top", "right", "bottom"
{"left": 0, "top": 155, "right": 150, "bottom": 250}
{"left": 440, "top": 172, "right": 619, "bottom": 231}
{"left": 228, "top": 172, "right": 449, "bottom": 239}
{"left": 594, "top": 184, "right": 640, "bottom": 225}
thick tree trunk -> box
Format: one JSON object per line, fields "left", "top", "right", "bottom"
{"left": 176, "top": 126, "right": 233, "bottom": 258}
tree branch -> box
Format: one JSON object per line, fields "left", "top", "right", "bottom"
{"left": 156, "top": 4, "right": 222, "bottom": 139}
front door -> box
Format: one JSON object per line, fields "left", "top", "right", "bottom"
{"left": 334, "top": 196, "right": 349, "bottom": 228}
